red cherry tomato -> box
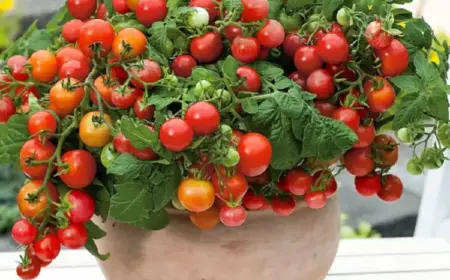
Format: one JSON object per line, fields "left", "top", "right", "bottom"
{"left": 242, "top": 191, "right": 265, "bottom": 210}
{"left": 355, "top": 174, "right": 381, "bottom": 197}
{"left": 29, "top": 50, "right": 58, "bottom": 83}
{"left": 189, "top": 0, "right": 217, "bottom": 22}
{"left": 288, "top": 71, "right": 307, "bottom": 89}
{"left": 278, "top": 168, "right": 312, "bottom": 196}
{"left": 136, "top": 0, "right": 168, "bottom": 27}
{"left": 364, "top": 77, "right": 396, "bottom": 113}
{"left": 333, "top": 107, "right": 360, "bottom": 131}
{"left": 113, "top": 132, "right": 134, "bottom": 154}
{"left": 28, "top": 111, "right": 57, "bottom": 139}
{"left": 256, "top": 19, "right": 285, "bottom": 48}
{"left": 11, "top": 219, "right": 38, "bottom": 246}
{"left": 231, "top": 129, "right": 244, "bottom": 147}
{"left": 0, "top": 96, "right": 16, "bottom": 123}
{"left": 16, "top": 258, "right": 41, "bottom": 280}
{"left": 271, "top": 196, "right": 296, "bottom": 216}
{"left": 378, "top": 174, "right": 403, "bottom": 202}
{"left": 130, "top": 59, "right": 162, "bottom": 88}
{"left": 20, "top": 139, "right": 56, "bottom": 179}
{"left": 306, "top": 69, "right": 335, "bottom": 99}
{"left": 283, "top": 33, "right": 305, "bottom": 57}
{"left": 374, "top": 134, "right": 399, "bottom": 168}
{"left": 220, "top": 205, "right": 247, "bottom": 227}
{"left": 294, "top": 46, "right": 323, "bottom": 76}
{"left": 344, "top": 147, "right": 374, "bottom": 177}
{"left": 113, "top": 0, "right": 131, "bottom": 13}
{"left": 237, "top": 133, "right": 272, "bottom": 177}
{"left": 231, "top": 36, "right": 260, "bottom": 64}
{"left": 56, "top": 47, "right": 88, "bottom": 68}
{"left": 236, "top": 66, "right": 261, "bottom": 92}
{"left": 133, "top": 96, "right": 155, "bottom": 120}
{"left": 33, "top": 234, "right": 61, "bottom": 262}
{"left": 111, "top": 86, "right": 139, "bottom": 109}
{"left": 317, "top": 33, "right": 349, "bottom": 65}
{"left": 190, "top": 32, "right": 223, "bottom": 63}
{"left": 330, "top": 22, "right": 345, "bottom": 37}
{"left": 96, "top": 3, "right": 108, "bottom": 19}
{"left": 62, "top": 19, "right": 84, "bottom": 43}
{"left": 6, "top": 55, "right": 28, "bottom": 81}
{"left": 184, "top": 101, "right": 220, "bottom": 136}
{"left": 314, "top": 100, "right": 337, "bottom": 118}
{"left": 240, "top": 0, "right": 269, "bottom": 23}
{"left": 59, "top": 59, "right": 90, "bottom": 81}
{"left": 58, "top": 150, "right": 97, "bottom": 189}
{"left": 224, "top": 24, "right": 243, "bottom": 42}
{"left": 67, "top": 0, "right": 97, "bottom": 20}
{"left": 326, "top": 63, "right": 357, "bottom": 81}
{"left": 376, "top": 39, "right": 409, "bottom": 77}
{"left": 109, "top": 58, "right": 129, "bottom": 83}
{"left": 78, "top": 19, "right": 115, "bottom": 57}
{"left": 57, "top": 223, "right": 88, "bottom": 249}
{"left": 211, "top": 168, "right": 249, "bottom": 202}
{"left": 365, "top": 20, "right": 393, "bottom": 49}
{"left": 171, "top": 55, "right": 197, "bottom": 78}
{"left": 354, "top": 124, "right": 376, "bottom": 148}
{"left": 65, "top": 190, "right": 95, "bottom": 224}
{"left": 304, "top": 191, "right": 326, "bottom": 209}
{"left": 313, "top": 171, "right": 338, "bottom": 198}
{"left": 159, "top": 118, "right": 194, "bottom": 152}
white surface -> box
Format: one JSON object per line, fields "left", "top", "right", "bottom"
{"left": 1, "top": 238, "right": 450, "bottom": 279}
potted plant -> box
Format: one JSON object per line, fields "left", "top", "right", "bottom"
{"left": 1, "top": 0, "right": 449, "bottom": 279}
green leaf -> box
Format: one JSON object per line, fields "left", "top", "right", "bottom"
{"left": 129, "top": 209, "right": 170, "bottom": 230}
{"left": 85, "top": 179, "right": 111, "bottom": 222}
{"left": 426, "top": 88, "right": 449, "bottom": 121}
{"left": 322, "top": 0, "right": 344, "bottom": 19}
{"left": 167, "top": 0, "right": 189, "bottom": 16}
{"left": 268, "top": 0, "right": 283, "bottom": 18}
{"left": 84, "top": 221, "right": 107, "bottom": 239}
{"left": 241, "top": 98, "right": 259, "bottom": 114}
{"left": 27, "top": 30, "right": 53, "bottom": 52}
{"left": 147, "top": 94, "right": 175, "bottom": 110}
{"left": 223, "top": 0, "right": 241, "bottom": 11}
{"left": 103, "top": 0, "right": 115, "bottom": 16}
{"left": 190, "top": 67, "right": 222, "bottom": 86}
{"left": 46, "top": 4, "right": 72, "bottom": 30}
{"left": 120, "top": 117, "right": 158, "bottom": 150}
{"left": 252, "top": 61, "right": 284, "bottom": 81}
{"left": 147, "top": 44, "right": 169, "bottom": 68}
{"left": 390, "top": 75, "right": 422, "bottom": 93}
{"left": 402, "top": 19, "right": 432, "bottom": 50}
{"left": 150, "top": 164, "right": 181, "bottom": 211}
{"left": 392, "top": 92, "right": 427, "bottom": 130}
{"left": 222, "top": 56, "right": 240, "bottom": 81}
{"left": 148, "top": 21, "right": 178, "bottom": 58}
{"left": 0, "top": 115, "right": 29, "bottom": 168}
{"left": 286, "top": 0, "right": 314, "bottom": 10}
{"left": 85, "top": 238, "right": 110, "bottom": 261}
{"left": 108, "top": 154, "right": 152, "bottom": 180}
{"left": 414, "top": 52, "right": 443, "bottom": 88}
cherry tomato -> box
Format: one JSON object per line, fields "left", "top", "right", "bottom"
{"left": 96, "top": 3, "right": 108, "bottom": 19}
{"left": 20, "top": 139, "right": 55, "bottom": 179}
{"left": 113, "top": 0, "right": 131, "bottom": 13}
{"left": 11, "top": 219, "right": 38, "bottom": 246}
{"left": 78, "top": 19, "right": 115, "bottom": 57}
{"left": 56, "top": 47, "right": 88, "bottom": 69}
{"left": 294, "top": 46, "right": 323, "bottom": 76}
{"left": 28, "top": 111, "right": 57, "bottom": 139}
{"left": 114, "top": 132, "right": 134, "bottom": 154}
{"left": 178, "top": 178, "right": 215, "bottom": 212}
{"left": 230, "top": 129, "right": 244, "bottom": 147}
{"left": 313, "top": 171, "right": 337, "bottom": 198}
{"left": 190, "top": 32, "right": 223, "bottom": 63}
{"left": 159, "top": 118, "right": 194, "bottom": 152}
{"left": 171, "top": 55, "right": 197, "bottom": 78}
{"left": 304, "top": 191, "right": 327, "bottom": 209}
{"left": 211, "top": 168, "right": 249, "bottom": 202}
{"left": 231, "top": 36, "right": 260, "bottom": 64}
{"left": 57, "top": 223, "right": 88, "bottom": 249}
{"left": 278, "top": 168, "right": 312, "bottom": 196}
{"left": 59, "top": 59, "right": 90, "bottom": 81}
{"left": 330, "top": 22, "right": 345, "bottom": 37}
{"left": 306, "top": 69, "right": 335, "bottom": 99}
{"left": 407, "top": 158, "right": 424, "bottom": 175}
{"left": 376, "top": 39, "right": 409, "bottom": 77}
{"left": 17, "top": 180, "right": 59, "bottom": 222}
{"left": 34, "top": 234, "right": 61, "bottom": 262}
{"left": 374, "top": 134, "right": 398, "bottom": 168}
{"left": 288, "top": 71, "right": 307, "bottom": 89}
{"left": 242, "top": 191, "right": 265, "bottom": 210}
{"left": 79, "top": 111, "right": 112, "bottom": 148}
{"left": 111, "top": 86, "right": 138, "bottom": 109}
{"left": 314, "top": 100, "right": 337, "bottom": 118}
{"left": 16, "top": 259, "right": 41, "bottom": 280}
{"left": 241, "top": 0, "right": 269, "bottom": 23}
{"left": 317, "top": 33, "right": 349, "bottom": 65}
{"left": 224, "top": 24, "right": 243, "bottom": 42}
{"left": 326, "top": 63, "right": 357, "bottom": 81}
{"left": 136, "top": 0, "right": 168, "bottom": 26}
{"left": 256, "top": 19, "right": 285, "bottom": 48}
{"left": 127, "top": 0, "right": 139, "bottom": 10}
{"left": 67, "top": 0, "right": 97, "bottom": 20}
{"left": 355, "top": 174, "right": 381, "bottom": 197}
{"left": 271, "top": 195, "right": 296, "bottom": 216}
{"left": 237, "top": 133, "right": 272, "bottom": 177}
{"left": 236, "top": 66, "right": 261, "bottom": 92}
{"left": 130, "top": 59, "right": 162, "bottom": 88}
{"left": 283, "top": 33, "right": 305, "bottom": 58}
{"left": 378, "top": 174, "right": 403, "bottom": 202}
{"left": 29, "top": 50, "right": 57, "bottom": 83}
{"left": 62, "top": 19, "right": 84, "bottom": 43}
{"left": 6, "top": 55, "right": 28, "bottom": 81}
{"left": 59, "top": 149, "right": 97, "bottom": 189}
{"left": 91, "top": 75, "right": 115, "bottom": 105}
{"left": 220, "top": 205, "right": 247, "bottom": 227}
{"left": 365, "top": 20, "right": 393, "bottom": 50}
{"left": 189, "top": 0, "right": 217, "bottom": 22}
{"left": 333, "top": 107, "right": 360, "bottom": 131}
{"left": 189, "top": 206, "right": 220, "bottom": 230}
{"left": 25, "top": 244, "right": 51, "bottom": 268}
{"left": 364, "top": 77, "right": 395, "bottom": 113}
{"left": 336, "top": 8, "right": 351, "bottom": 27}
{"left": 133, "top": 96, "right": 155, "bottom": 120}
{"left": 49, "top": 78, "right": 84, "bottom": 115}
{"left": 113, "top": 28, "right": 147, "bottom": 59}
{"left": 65, "top": 190, "right": 95, "bottom": 224}
{"left": 0, "top": 96, "right": 15, "bottom": 123}
{"left": 185, "top": 101, "right": 220, "bottom": 136}
{"left": 354, "top": 124, "right": 375, "bottom": 148}
{"left": 343, "top": 147, "right": 374, "bottom": 177}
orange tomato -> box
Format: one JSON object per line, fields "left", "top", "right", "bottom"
{"left": 79, "top": 111, "right": 112, "bottom": 148}
{"left": 127, "top": 0, "right": 139, "bottom": 11}
{"left": 112, "top": 28, "right": 147, "bottom": 59}
{"left": 17, "top": 180, "right": 59, "bottom": 222}
{"left": 29, "top": 50, "right": 58, "bottom": 83}
{"left": 178, "top": 178, "right": 215, "bottom": 213}
{"left": 90, "top": 75, "right": 115, "bottom": 106}
{"left": 189, "top": 206, "right": 220, "bottom": 230}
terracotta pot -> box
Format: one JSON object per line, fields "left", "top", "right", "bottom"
{"left": 94, "top": 195, "right": 340, "bottom": 280}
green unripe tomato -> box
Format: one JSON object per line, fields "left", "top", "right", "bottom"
{"left": 222, "top": 148, "right": 240, "bottom": 167}
{"left": 407, "top": 158, "right": 424, "bottom": 175}
{"left": 101, "top": 143, "right": 117, "bottom": 168}
{"left": 279, "top": 10, "right": 302, "bottom": 32}
{"left": 305, "top": 14, "right": 321, "bottom": 33}
{"left": 171, "top": 193, "right": 185, "bottom": 210}
{"left": 396, "top": 128, "right": 414, "bottom": 144}
{"left": 162, "top": 39, "right": 175, "bottom": 57}
{"left": 166, "top": 74, "right": 179, "bottom": 86}
{"left": 336, "top": 8, "right": 351, "bottom": 27}
{"left": 194, "top": 80, "right": 213, "bottom": 97}
{"left": 188, "top": 7, "right": 210, "bottom": 28}
{"left": 219, "top": 124, "right": 232, "bottom": 138}
{"left": 438, "top": 123, "right": 450, "bottom": 148}
{"left": 421, "top": 148, "right": 444, "bottom": 170}
{"left": 213, "top": 89, "right": 231, "bottom": 107}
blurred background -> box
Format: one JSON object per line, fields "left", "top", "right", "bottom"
{"left": 0, "top": 0, "right": 448, "bottom": 251}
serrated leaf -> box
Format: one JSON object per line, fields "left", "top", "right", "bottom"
{"left": 240, "top": 98, "right": 258, "bottom": 114}
{"left": 0, "top": 114, "right": 29, "bottom": 167}
{"left": 85, "top": 179, "right": 111, "bottom": 222}
{"left": 286, "top": 0, "right": 314, "bottom": 10}
{"left": 85, "top": 238, "right": 110, "bottom": 261}
{"left": 150, "top": 164, "right": 181, "bottom": 211}
{"left": 46, "top": 4, "right": 72, "bottom": 30}
{"left": 414, "top": 52, "right": 443, "bottom": 88}
{"left": 252, "top": 61, "right": 284, "bottom": 81}
{"left": 120, "top": 117, "right": 158, "bottom": 150}
{"left": 392, "top": 92, "right": 427, "bottom": 130}
{"left": 390, "top": 75, "right": 422, "bottom": 93}
{"left": 84, "top": 221, "right": 107, "bottom": 239}
{"left": 426, "top": 88, "right": 449, "bottom": 121}
{"left": 147, "top": 44, "right": 169, "bottom": 67}
{"left": 322, "top": 0, "right": 344, "bottom": 19}
{"left": 222, "top": 56, "right": 240, "bottom": 81}
{"left": 147, "top": 94, "right": 175, "bottom": 110}
{"left": 103, "top": 0, "right": 115, "bottom": 16}
{"left": 129, "top": 209, "right": 170, "bottom": 230}
{"left": 223, "top": 0, "right": 241, "bottom": 11}
{"left": 268, "top": 0, "right": 283, "bottom": 18}
{"left": 108, "top": 154, "right": 152, "bottom": 179}
{"left": 190, "top": 67, "right": 222, "bottom": 86}
{"left": 402, "top": 19, "right": 432, "bottom": 50}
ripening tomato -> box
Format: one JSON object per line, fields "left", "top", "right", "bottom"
{"left": 171, "top": 55, "right": 197, "bottom": 78}
{"left": 16, "top": 258, "right": 41, "bottom": 280}
{"left": 364, "top": 76, "right": 395, "bottom": 113}
{"left": 62, "top": 19, "right": 84, "bottom": 43}
{"left": 242, "top": 191, "right": 266, "bottom": 210}
{"left": 189, "top": 206, "right": 220, "bottom": 230}
{"left": 236, "top": 66, "right": 261, "bottom": 92}
{"left": 271, "top": 196, "right": 296, "bottom": 216}
{"left": 59, "top": 149, "right": 97, "bottom": 189}
{"left": 378, "top": 174, "right": 403, "bottom": 202}
{"left": 6, "top": 55, "right": 28, "bottom": 81}
{"left": 59, "top": 59, "right": 90, "bottom": 81}
{"left": 278, "top": 168, "right": 312, "bottom": 196}
{"left": 333, "top": 107, "right": 360, "bottom": 131}
{"left": 365, "top": 20, "right": 393, "bottom": 50}
{"left": 113, "top": 0, "right": 131, "bottom": 13}
{"left": 211, "top": 168, "right": 249, "bottom": 202}
{"left": 28, "top": 111, "right": 57, "bottom": 139}
{"left": 78, "top": 19, "right": 115, "bottom": 57}
{"left": 224, "top": 24, "right": 243, "bottom": 42}
{"left": 355, "top": 173, "right": 381, "bottom": 197}
{"left": 91, "top": 75, "right": 115, "bottom": 106}
{"left": 111, "top": 86, "right": 139, "bottom": 109}
{"left": 11, "top": 219, "right": 38, "bottom": 246}
{"left": 189, "top": 0, "right": 217, "bottom": 22}
{"left": 79, "top": 111, "right": 112, "bottom": 148}
{"left": 288, "top": 71, "right": 307, "bottom": 89}
{"left": 220, "top": 205, "right": 247, "bottom": 227}
{"left": 113, "top": 132, "right": 134, "bottom": 154}
{"left": 304, "top": 191, "right": 327, "bottom": 209}
{"left": 314, "top": 100, "right": 337, "bottom": 118}
{"left": 237, "top": 133, "right": 272, "bottom": 177}
{"left": 20, "top": 138, "right": 55, "bottom": 179}
{"left": 34, "top": 234, "right": 61, "bottom": 262}
{"left": 49, "top": 78, "right": 85, "bottom": 115}
{"left": 231, "top": 36, "right": 260, "bottom": 64}
{"left": 55, "top": 47, "right": 88, "bottom": 68}
{"left": 256, "top": 19, "right": 285, "bottom": 48}
{"left": 178, "top": 178, "right": 215, "bottom": 212}
{"left": 306, "top": 69, "right": 335, "bottom": 99}
{"left": 0, "top": 96, "right": 15, "bottom": 123}
{"left": 317, "top": 33, "right": 349, "bottom": 65}
{"left": 376, "top": 39, "right": 409, "bottom": 77}
{"left": 57, "top": 223, "right": 88, "bottom": 249}
{"left": 17, "top": 180, "right": 59, "bottom": 221}
{"left": 343, "top": 147, "right": 374, "bottom": 177}
{"left": 190, "top": 32, "right": 223, "bottom": 64}
{"left": 294, "top": 46, "right": 323, "bottom": 76}
{"left": 67, "top": 0, "right": 97, "bottom": 20}
{"left": 134, "top": 96, "right": 155, "bottom": 119}
{"left": 65, "top": 190, "right": 95, "bottom": 224}
{"left": 313, "top": 171, "right": 338, "bottom": 198}
{"left": 136, "top": 0, "right": 168, "bottom": 27}
{"left": 354, "top": 124, "right": 375, "bottom": 148}
{"left": 29, "top": 50, "right": 57, "bottom": 83}
{"left": 159, "top": 118, "right": 194, "bottom": 151}
{"left": 130, "top": 59, "right": 162, "bottom": 88}
{"left": 112, "top": 28, "right": 147, "bottom": 59}
{"left": 96, "top": 3, "right": 108, "bottom": 19}
{"left": 374, "top": 134, "right": 398, "bottom": 168}
{"left": 283, "top": 33, "right": 305, "bottom": 58}
{"left": 241, "top": 0, "right": 269, "bottom": 22}
{"left": 184, "top": 101, "right": 220, "bottom": 136}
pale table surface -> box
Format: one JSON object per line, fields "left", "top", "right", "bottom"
{"left": 1, "top": 238, "right": 450, "bottom": 280}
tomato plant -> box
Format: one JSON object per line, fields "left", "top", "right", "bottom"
{"left": 353, "top": 124, "right": 375, "bottom": 148}
{"left": 365, "top": 20, "right": 393, "bottom": 50}
{"left": 374, "top": 134, "right": 398, "bottom": 168}
{"left": 306, "top": 69, "right": 335, "bottom": 100}
{"left": 49, "top": 78, "right": 85, "bottom": 115}
{"left": 278, "top": 168, "right": 312, "bottom": 196}
{"left": 231, "top": 36, "right": 260, "bottom": 64}
{"left": 236, "top": 66, "right": 261, "bottom": 92}
{"left": 242, "top": 191, "right": 265, "bottom": 210}
{"left": 241, "top": 0, "right": 269, "bottom": 22}
{"left": 28, "top": 111, "right": 57, "bottom": 139}
{"left": 333, "top": 107, "right": 360, "bottom": 131}
{"left": 256, "top": 20, "right": 285, "bottom": 49}
{"left": 79, "top": 111, "right": 112, "bottom": 148}
{"left": 375, "top": 39, "right": 409, "bottom": 77}
{"left": 364, "top": 77, "right": 395, "bottom": 113}
{"left": 317, "top": 33, "right": 349, "bottom": 65}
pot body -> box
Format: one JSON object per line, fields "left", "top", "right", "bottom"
{"left": 94, "top": 195, "right": 340, "bottom": 280}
